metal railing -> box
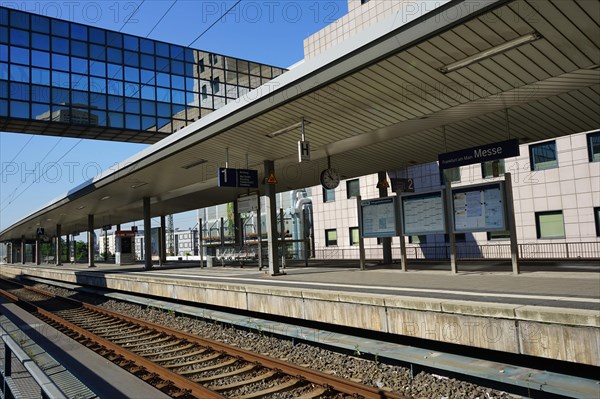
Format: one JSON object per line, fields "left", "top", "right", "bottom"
{"left": 314, "top": 241, "right": 600, "bottom": 261}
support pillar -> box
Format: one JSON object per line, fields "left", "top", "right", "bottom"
{"left": 257, "top": 196, "right": 263, "bottom": 270}
{"left": 160, "top": 215, "right": 167, "bottom": 266}
{"left": 65, "top": 234, "right": 70, "bottom": 263}
{"left": 35, "top": 236, "right": 40, "bottom": 265}
{"left": 55, "top": 224, "right": 62, "bottom": 266}
{"left": 264, "top": 160, "right": 282, "bottom": 275}
{"left": 143, "top": 197, "right": 152, "bottom": 270}
{"left": 378, "top": 171, "right": 393, "bottom": 264}
{"left": 444, "top": 183, "right": 457, "bottom": 274}
{"left": 21, "top": 238, "right": 25, "bottom": 264}
{"left": 357, "top": 196, "right": 366, "bottom": 270}
{"left": 88, "top": 215, "right": 95, "bottom": 268}
{"left": 505, "top": 173, "right": 520, "bottom": 274}
{"left": 198, "top": 215, "right": 204, "bottom": 267}
{"left": 233, "top": 200, "right": 242, "bottom": 246}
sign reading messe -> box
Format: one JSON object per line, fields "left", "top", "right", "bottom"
{"left": 438, "top": 139, "right": 519, "bottom": 170}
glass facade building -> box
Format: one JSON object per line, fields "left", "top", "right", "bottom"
{"left": 0, "top": 7, "right": 286, "bottom": 143}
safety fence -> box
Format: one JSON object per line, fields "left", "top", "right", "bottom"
{"left": 314, "top": 241, "right": 600, "bottom": 261}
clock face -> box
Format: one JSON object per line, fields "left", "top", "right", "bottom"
{"left": 320, "top": 168, "right": 340, "bottom": 189}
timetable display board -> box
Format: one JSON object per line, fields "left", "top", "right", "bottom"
{"left": 401, "top": 191, "right": 446, "bottom": 235}
{"left": 360, "top": 197, "right": 399, "bottom": 238}
{"left": 452, "top": 182, "right": 506, "bottom": 232}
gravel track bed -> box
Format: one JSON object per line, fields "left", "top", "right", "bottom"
{"left": 32, "top": 283, "right": 517, "bottom": 399}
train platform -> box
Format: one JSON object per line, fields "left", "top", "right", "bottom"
{"left": 1, "top": 260, "right": 599, "bottom": 367}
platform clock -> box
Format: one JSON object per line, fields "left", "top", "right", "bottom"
{"left": 320, "top": 168, "right": 341, "bottom": 190}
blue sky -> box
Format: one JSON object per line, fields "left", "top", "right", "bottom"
{"left": 0, "top": 0, "right": 348, "bottom": 232}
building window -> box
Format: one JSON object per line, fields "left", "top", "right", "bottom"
{"left": 349, "top": 227, "right": 359, "bottom": 246}
{"left": 325, "top": 229, "right": 337, "bottom": 246}
{"left": 535, "top": 211, "right": 565, "bottom": 239}
{"left": 361, "top": 0, "right": 370, "bottom": 4}
{"left": 212, "top": 76, "right": 220, "bottom": 94}
{"left": 408, "top": 235, "right": 427, "bottom": 244}
{"left": 530, "top": 141, "right": 558, "bottom": 170}
{"left": 346, "top": 179, "right": 360, "bottom": 199}
{"left": 323, "top": 187, "right": 335, "bottom": 202}
{"left": 482, "top": 159, "right": 505, "bottom": 178}
{"left": 588, "top": 132, "right": 600, "bottom": 162}
{"left": 594, "top": 207, "right": 600, "bottom": 237}
{"left": 487, "top": 231, "right": 510, "bottom": 240}
{"left": 201, "top": 85, "right": 207, "bottom": 100}
{"left": 440, "top": 167, "right": 460, "bottom": 184}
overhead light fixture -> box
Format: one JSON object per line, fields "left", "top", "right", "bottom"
{"left": 440, "top": 32, "right": 542, "bottom": 73}
{"left": 266, "top": 120, "right": 311, "bottom": 138}
{"left": 181, "top": 159, "right": 208, "bottom": 170}
{"left": 130, "top": 182, "right": 148, "bottom": 189}
{"left": 77, "top": 205, "right": 86, "bottom": 210}
{"left": 100, "top": 195, "right": 111, "bottom": 201}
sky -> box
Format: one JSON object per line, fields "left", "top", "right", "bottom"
{"left": 0, "top": 0, "right": 348, "bottom": 232}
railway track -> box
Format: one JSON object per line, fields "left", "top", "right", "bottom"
{"left": 0, "top": 279, "right": 408, "bottom": 399}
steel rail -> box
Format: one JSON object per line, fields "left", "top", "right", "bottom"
{"left": 3, "top": 281, "right": 409, "bottom": 399}
{"left": 0, "top": 287, "right": 226, "bottom": 399}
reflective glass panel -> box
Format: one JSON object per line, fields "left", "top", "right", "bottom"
{"left": 142, "top": 116, "right": 156, "bottom": 130}
{"left": 71, "top": 74, "right": 88, "bottom": 91}
{"left": 124, "top": 82, "right": 139, "bottom": 98}
{"left": 140, "top": 69, "right": 155, "bottom": 85}
{"left": 171, "top": 44, "right": 184, "bottom": 60}
{"left": 51, "top": 71, "right": 69, "bottom": 88}
{"left": 107, "top": 80, "right": 123, "bottom": 96}
{"left": 90, "top": 61, "right": 106, "bottom": 77}
{"left": 91, "top": 110, "right": 107, "bottom": 126}
{"left": 156, "top": 42, "right": 169, "bottom": 57}
{"left": 0, "top": 44, "right": 6, "bottom": 62}
{"left": 141, "top": 100, "right": 155, "bottom": 115}
{"left": 107, "top": 47, "right": 122, "bottom": 64}
{"left": 89, "top": 44, "right": 106, "bottom": 61}
{"left": 31, "top": 50, "right": 50, "bottom": 68}
{"left": 10, "top": 28, "right": 29, "bottom": 47}
{"left": 89, "top": 77, "right": 106, "bottom": 93}
{"left": 172, "top": 89, "right": 185, "bottom": 104}
{"left": 31, "top": 33, "right": 50, "bottom": 50}
{"left": 172, "top": 75, "right": 184, "bottom": 90}
{"left": 140, "top": 54, "right": 154, "bottom": 70}
{"left": 51, "top": 88, "right": 69, "bottom": 104}
{"left": 141, "top": 85, "right": 155, "bottom": 100}
{"left": 124, "top": 67, "right": 139, "bottom": 82}
{"left": 89, "top": 27, "right": 105, "bottom": 44}
{"left": 32, "top": 102, "right": 51, "bottom": 119}
{"left": 108, "top": 112, "right": 123, "bottom": 128}
{"left": 90, "top": 93, "right": 106, "bottom": 109}
{"left": 52, "top": 37, "right": 69, "bottom": 54}
{"left": 0, "top": 80, "right": 6, "bottom": 97}
{"left": 108, "top": 95, "right": 123, "bottom": 111}
{"left": 124, "top": 51, "right": 139, "bottom": 67}
{"left": 71, "top": 57, "right": 88, "bottom": 74}
{"left": 125, "top": 98, "right": 139, "bottom": 114}
{"left": 10, "top": 10, "right": 29, "bottom": 30}
{"left": 31, "top": 85, "right": 50, "bottom": 103}
{"left": 157, "top": 102, "right": 170, "bottom": 117}
{"left": 31, "top": 15, "right": 49, "bottom": 33}
{"left": 140, "top": 38, "right": 154, "bottom": 54}
{"left": 52, "top": 54, "right": 70, "bottom": 71}
{"left": 156, "top": 87, "right": 170, "bottom": 102}
{"left": 71, "top": 24, "right": 87, "bottom": 41}
{"left": 51, "top": 20, "right": 69, "bottom": 37}
{"left": 31, "top": 68, "right": 50, "bottom": 86}
{"left": 10, "top": 46, "right": 29, "bottom": 65}
{"left": 10, "top": 64, "right": 29, "bottom": 82}
{"left": 10, "top": 82, "right": 29, "bottom": 101}
{"left": 107, "top": 63, "right": 122, "bottom": 80}
{"left": 71, "top": 40, "right": 88, "bottom": 58}
{"left": 0, "top": 8, "right": 7, "bottom": 25}
{"left": 125, "top": 114, "right": 140, "bottom": 130}
{"left": 0, "top": 27, "right": 7, "bottom": 43}
{"left": 156, "top": 72, "right": 169, "bottom": 87}
{"left": 107, "top": 31, "right": 123, "bottom": 47}
{"left": 10, "top": 100, "right": 29, "bottom": 118}
{"left": 72, "top": 90, "right": 88, "bottom": 106}
{"left": 0, "top": 99, "right": 6, "bottom": 116}
{"left": 124, "top": 35, "right": 138, "bottom": 50}
{"left": 155, "top": 57, "right": 169, "bottom": 72}
{"left": 172, "top": 61, "right": 183, "bottom": 75}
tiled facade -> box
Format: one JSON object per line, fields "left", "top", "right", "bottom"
{"left": 309, "top": 130, "right": 600, "bottom": 255}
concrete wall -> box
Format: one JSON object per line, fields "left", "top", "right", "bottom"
{"left": 2, "top": 265, "right": 598, "bottom": 366}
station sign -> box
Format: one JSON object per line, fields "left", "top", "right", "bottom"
{"left": 438, "top": 139, "right": 519, "bottom": 170}
{"left": 218, "top": 168, "right": 259, "bottom": 188}
{"left": 391, "top": 177, "right": 414, "bottom": 193}
{"left": 237, "top": 194, "right": 259, "bottom": 213}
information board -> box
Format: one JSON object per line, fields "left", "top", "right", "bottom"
{"left": 400, "top": 191, "right": 445, "bottom": 235}
{"left": 452, "top": 182, "right": 505, "bottom": 232}
{"left": 237, "top": 194, "right": 258, "bottom": 214}
{"left": 360, "top": 197, "right": 399, "bottom": 238}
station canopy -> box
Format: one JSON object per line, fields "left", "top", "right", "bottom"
{"left": 1, "top": 0, "right": 598, "bottom": 240}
